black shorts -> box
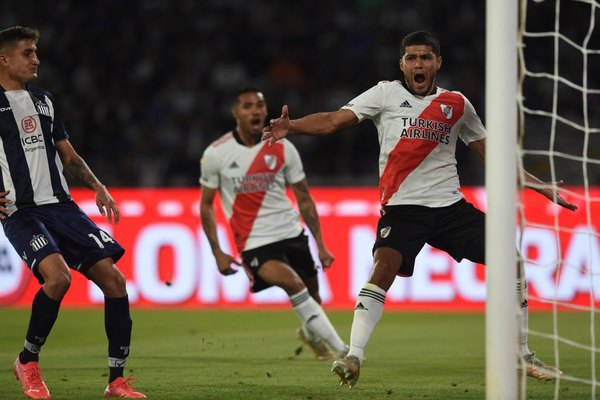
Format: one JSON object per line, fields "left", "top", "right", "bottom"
{"left": 241, "top": 232, "right": 317, "bottom": 293}
{"left": 373, "top": 199, "right": 485, "bottom": 277}
{"left": 2, "top": 201, "right": 125, "bottom": 284}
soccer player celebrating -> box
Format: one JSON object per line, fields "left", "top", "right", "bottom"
{"left": 0, "top": 26, "right": 145, "bottom": 398}
{"left": 200, "top": 88, "right": 348, "bottom": 361}
{"left": 262, "top": 31, "right": 578, "bottom": 388}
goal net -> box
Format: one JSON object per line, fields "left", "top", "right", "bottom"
{"left": 518, "top": 0, "right": 600, "bottom": 398}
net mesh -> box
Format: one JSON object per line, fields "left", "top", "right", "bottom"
{"left": 518, "top": 0, "right": 600, "bottom": 397}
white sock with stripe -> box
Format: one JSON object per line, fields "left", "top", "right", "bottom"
{"left": 348, "top": 283, "right": 386, "bottom": 363}
{"left": 290, "top": 288, "right": 347, "bottom": 355}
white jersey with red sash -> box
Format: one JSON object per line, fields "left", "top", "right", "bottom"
{"left": 341, "top": 80, "right": 486, "bottom": 208}
{"left": 200, "top": 132, "right": 305, "bottom": 252}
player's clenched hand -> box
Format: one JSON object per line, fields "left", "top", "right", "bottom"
{"left": 318, "top": 247, "right": 335, "bottom": 270}
{"left": 215, "top": 251, "right": 241, "bottom": 276}
{"left": 95, "top": 184, "right": 120, "bottom": 224}
{"left": 262, "top": 105, "right": 290, "bottom": 145}
{"left": 0, "top": 190, "right": 11, "bottom": 219}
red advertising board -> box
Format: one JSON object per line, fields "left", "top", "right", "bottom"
{"left": 0, "top": 187, "right": 596, "bottom": 310}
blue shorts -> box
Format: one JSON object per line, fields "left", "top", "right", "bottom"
{"left": 373, "top": 199, "right": 485, "bottom": 277}
{"left": 2, "top": 201, "right": 125, "bottom": 284}
{"left": 241, "top": 232, "right": 317, "bottom": 293}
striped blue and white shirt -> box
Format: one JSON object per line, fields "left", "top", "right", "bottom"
{"left": 0, "top": 85, "right": 71, "bottom": 216}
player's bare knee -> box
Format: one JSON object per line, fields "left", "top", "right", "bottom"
{"left": 43, "top": 271, "right": 71, "bottom": 299}
{"left": 89, "top": 265, "right": 127, "bottom": 297}
{"left": 369, "top": 259, "right": 400, "bottom": 291}
{"left": 102, "top": 270, "right": 127, "bottom": 297}
{"left": 281, "top": 277, "right": 306, "bottom": 296}
{"left": 113, "top": 269, "right": 127, "bottom": 290}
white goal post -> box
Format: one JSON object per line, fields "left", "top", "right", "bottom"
{"left": 486, "top": 0, "right": 519, "bottom": 399}
{"left": 487, "top": 0, "right": 600, "bottom": 399}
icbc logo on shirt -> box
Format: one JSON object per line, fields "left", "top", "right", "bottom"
{"left": 21, "top": 116, "right": 37, "bottom": 133}
{"left": 21, "top": 133, "right": 44, "bottom": 146}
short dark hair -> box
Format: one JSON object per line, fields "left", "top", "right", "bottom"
{"left": 233, "top": 87, "right": 262, "bottom": 104}
{"left": 0, "top": 26, "right": 39, "bottom": 52}
{"left": 400, "top": 31, "right": 440, "bottom": 57}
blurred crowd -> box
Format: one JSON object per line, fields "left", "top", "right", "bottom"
{"left": 1, "top": 0, "right": 597, "bottom": 187}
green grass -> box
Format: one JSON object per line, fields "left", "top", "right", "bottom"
{"left": 0, "top": 308, "right": 597, "bottom": 399}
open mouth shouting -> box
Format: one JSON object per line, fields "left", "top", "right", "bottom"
{"left": 250, "top": 117, "right": 263, "bottom": 128}
{"left": 411, "top": 73, "right": 430, "bottom": 95}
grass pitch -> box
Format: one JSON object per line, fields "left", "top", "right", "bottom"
{"left": 0, "top": 308, "right": 596, "bottom": 399}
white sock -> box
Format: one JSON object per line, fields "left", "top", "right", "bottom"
{"left": 348, "top": 283, "right": 386, "bottom": 363}
{"left": 290, "top": 288, "right": 347, "bottom": 355}
{"left": 517, "top": 279, "right": 531, "bottom": 356}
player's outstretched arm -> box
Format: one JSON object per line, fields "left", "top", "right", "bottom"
{"left": 262, "top": 105, "right": 359, "bottom": 145}
{"left": 467, "top": 138, "right": 577, "bottom": 212}
{"left": 520, "top": 172, "right": 578, "bottom": 211}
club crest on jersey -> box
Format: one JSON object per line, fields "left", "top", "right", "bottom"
{"left": 35, "top": 101, "right": 51, "bottom": 118}
{"left": 264, "top": 154, "right": 277, "bottom": 170}
{"left": 380, "top": 226, "right": 391, "bottom": 238}
{"left": 250, "top": 257, "right": 259, "bottom": 267}
{"left": 440, "top": 104, "right": 453, "bottom": 120}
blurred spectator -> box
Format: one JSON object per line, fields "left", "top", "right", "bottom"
{"left": 0, "top": 0, "right": 596, "bottom": 186}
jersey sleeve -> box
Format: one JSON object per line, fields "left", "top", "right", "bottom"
{"left": 45, "top": 92, "right": 69, "bottom": 141}
{"left": 283, "top": 140, "right": 306, "bottom": 185}
{"left": 340, "top": 82, "right": 386, "bottom": 122}
{"left": 199, "top": 146, "right": 221, "bottom": 188}
{"left": 458, "top": 96, "right": 487, "bottom": 145}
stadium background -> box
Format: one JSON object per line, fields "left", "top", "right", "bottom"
{"left": 1, "top": 0, "right": 491, "bottom": 187}
{"left": 0, "top": 0, "right": 597, "bottom": 309}
{"left": 1, "top": 0, "right": 596, "bottom": 187}
{"left": 0, "top": 2, "right": 599, "bottom": 399}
